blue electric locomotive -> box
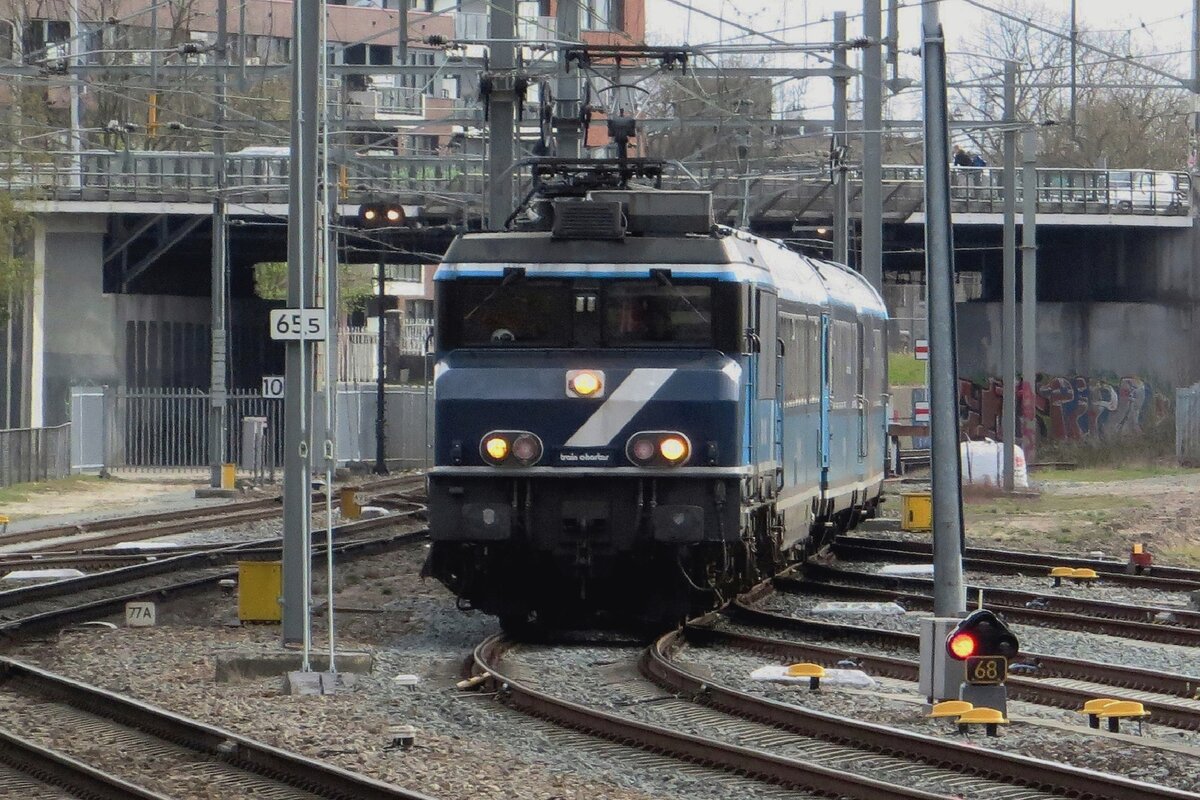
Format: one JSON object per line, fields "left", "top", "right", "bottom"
{"left": 424, "top": 188, "right": 887, "bottom": 631}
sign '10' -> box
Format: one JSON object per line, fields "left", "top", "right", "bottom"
{"left": 269, "top": 309, "right": 326, "bottom": 341}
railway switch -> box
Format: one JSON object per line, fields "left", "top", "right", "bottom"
{"left": 1128, "top": 543, "right": 1153, "bottom": 574}
{"left": 1049, "top": 566, "right": 1074, "bottom": 587}
{"left": 1070, "top": 567, "right": 1099, "bottom": 583}
{"left": 956, "top": 707, "right": 1008, "bottom": 737}
{"left": 927, "top": 700, "right": 973, "bottom": 724}
{"left": 1082, "top": 699, "right": 1149, "bottom": 733}
{"left": 1080, "top": 698, "right": 1119, "bottom": 729}
{"left": 784, "top": 663, "right": 825, "bottom": 691}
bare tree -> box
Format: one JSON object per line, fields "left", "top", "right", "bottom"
{"left": 952, "top": 0, "right": 1189, "bottom": 169}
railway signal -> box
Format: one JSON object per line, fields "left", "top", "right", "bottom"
{"left": 358, "top": 201, "right": 406, "bottom": 228}
{"left": 945, "top": 609, "right": 1019, "bottom": 715}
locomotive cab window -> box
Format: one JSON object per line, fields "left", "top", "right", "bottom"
{"left": 605, "top": 283, "right": 711, "bottom": 346}
{"left": 438, "top": 276, "right": 738, "bottom": 350}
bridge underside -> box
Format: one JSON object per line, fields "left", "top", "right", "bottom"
{"left": 9, "top": 202, "right": 1200, "bottom": 431}
{"left": 101, "top": 212, "right": 457, "bottom": 297}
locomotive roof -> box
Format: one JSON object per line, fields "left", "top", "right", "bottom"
{"left": 442, "top": 231, "right": 738, "bottom": 266}
{"left": 439, "top": 230, "right": 887, "bottom": 317}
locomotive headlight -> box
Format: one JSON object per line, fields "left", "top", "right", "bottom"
{"left": 626, "top": 431, "right": 691, "bottom": 466}
{"left": 484, "top": 436, "right": 509, "bottom": 462}
{"left": 481, "top": 430, "right": 542, "bottom": 466}
{"left": 566, "top": 369, "right": 605, "bottom": 398}
{"left": 659, "top": 436, "right": 689, "bottom": 463}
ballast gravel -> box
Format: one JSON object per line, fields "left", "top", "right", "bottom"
{"left": 0, "top": 535, "right": 807, "bottom": 800}
{"left": 676, "top": 634, "right": 1200, "bottom": 793}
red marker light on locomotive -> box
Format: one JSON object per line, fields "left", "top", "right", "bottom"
{"left": 631, "top": 438, "right": 656, "bottom": 461}
{"left": 512, "top": 434, "right": 540, "bottom": 463}
{"left": 948, "top": 632, "right": 978, "bottom": 660}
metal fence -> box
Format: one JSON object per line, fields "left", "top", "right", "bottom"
{"left": 0, "top": 424, "right": 72, "bottom": 488}
{"left": 110, "top": 388, "right": 284, "bottom": 472}
{"left": 70, "top": 384, "right": 431, "bottom": 473}
{"left": 1176, "top": 385, "right": 1200, "bottom": 465}
{"left": 398, "top": 320, "right": 433, "bottom": 356}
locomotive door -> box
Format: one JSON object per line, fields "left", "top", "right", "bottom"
{"left": 856, "top": 321, "right": 867, "bottom": 462}
{"left": 818, "top": 314, "right": 831, "bottom": 490}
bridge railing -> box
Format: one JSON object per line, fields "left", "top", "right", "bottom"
{"left": 1, "top": 150, "right": 1190, "bottom": 217}
{"left": 0, "top": 150, "right": 489, "bottom": 205}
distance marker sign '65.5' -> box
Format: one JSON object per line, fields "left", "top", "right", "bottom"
{"left": 269, "top": 309, "right": 326, "bottom": 341}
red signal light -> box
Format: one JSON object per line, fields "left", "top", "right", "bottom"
{"left": 948, "top": 632, "right": 978, "bottom": 660}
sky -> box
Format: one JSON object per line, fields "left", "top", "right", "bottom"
{"left": 640, "top": 0, "right": 1196, "bottom": 120}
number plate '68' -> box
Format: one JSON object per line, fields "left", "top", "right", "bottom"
{"left": 966, "top": 655, "right": 1007, "bottom": 685}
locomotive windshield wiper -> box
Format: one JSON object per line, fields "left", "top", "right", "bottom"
{"left": 463, "top": 268, "right": 526, "bottom": 321}
{"left": 651, "top": 268, "right": 710, "bottom": 325}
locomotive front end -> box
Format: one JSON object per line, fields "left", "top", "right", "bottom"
{"left": 424, "top": 203, "right": 761, "bottom": 629}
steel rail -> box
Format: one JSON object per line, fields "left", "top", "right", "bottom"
{"left": 471, "top": 634, "right": 949, "bottom": 800}
{"left": 802, "top": 563, "right": 1200, "bottom": 630}
{"left": 647, "top": 629, "right": 1195, "bottom": 800}
{"left": 729, "top": 599, "right": 1200, "bottom": 699}
{"left": 0, "top": 525, "right": 428, "bottom": 637}
{"left": 780, "top": 572, "right": 1200, "bottom": 646}
{"left": 0, "top": 659, "right": 436, "bottom": 800}
{"left": 0, "top": 727, "right": 172, "bottom": 800}
{"left": 835, "top": 536, "right": 1200, "bottom": 591}
{"left": 1, "top": 473, "right": 424, "bottom": 551}
{"left": 686, "top": 623, "right": 1200, "bottom": 732}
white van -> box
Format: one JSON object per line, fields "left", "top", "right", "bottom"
{"left": 1107, "top": 170, "right": 1186, "bottom": 213}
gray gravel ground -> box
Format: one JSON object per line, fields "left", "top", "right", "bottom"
{"left": 0, "top": 532, "right": 819, "bottom": 800}
{"left": 832, "top": 559, "right": 1196, "bottom": 610}
{"left": 677, "top": 633, "right": 1200, "bottom": 792}
{"left": 758, "top": 587, "right": 1200, "bottom": 677}
{"left": 504, "top": 643, "right": 1058, "bottom": 800}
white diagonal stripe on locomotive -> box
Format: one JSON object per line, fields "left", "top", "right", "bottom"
{"left": 563, "top": 368, "right": 676, "bottom": 447}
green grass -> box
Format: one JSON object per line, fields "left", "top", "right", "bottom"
{"left": 1033, "top": 465, "right": 1197, "bottom": 482}
{"left": 889, "top": 353, "right": 926, "bottom": 387}
{"left": 963, "top": 493, "right": 1146, "bottom": 517}
{"left": 0, "top": 475, "right": 101, "bottom": 506}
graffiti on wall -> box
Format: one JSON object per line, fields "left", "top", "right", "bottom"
{"left": 958, "top": 375, "right": 1169, "bottom": 442}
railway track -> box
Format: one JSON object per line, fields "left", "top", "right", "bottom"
{"left": 473, "top": 632, "right": 1194, "bottom": 799}
{"left": 787, "top": 566, "right": 1200, "bottom": 646}
{"left": 0, "top": 473, "right": 424, "bottom": 554}
{"left": 473, "top": 634, "right": 958, "bottom": 799}
{"left": 729, "top": 596, "right": 1200, "bottom": 731}
{"left": 0, "top": 515, "right": 428, "bottom": 638}
{"left": 0, "top": 658, "right": 434, "bottom": 800}
{"left": 647, "top": 627, "right": 1194, "bottom": 799}
{"left": 835, "top": 535, "right": 1200, "bottom": 591}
